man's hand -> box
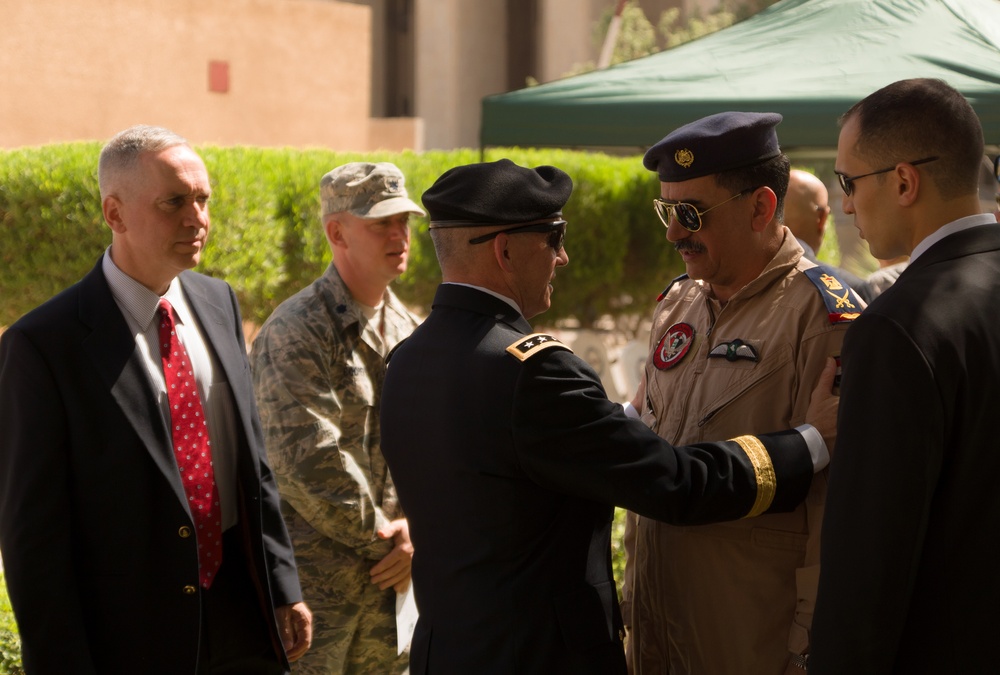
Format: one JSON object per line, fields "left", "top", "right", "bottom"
{"left": 806, "top": 357, "right": 839, "bottom": 453}
{"left": 630, "top": 372, "right": 647, "bottom": 411}
{"left": 370, "top": 518, "right": 413, "bottom": 592}
{"left": 275, "top": 601, "right": 313, "bottom": 662}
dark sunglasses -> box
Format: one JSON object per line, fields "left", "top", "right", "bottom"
{"left": 468, "top": 220, "right": 566, "bottom": 251}
{"left": 652, "top": 187, "right": 756, "bottom": 232}
{"left": 835, "top": 156, "right": 938, "bottom": 196}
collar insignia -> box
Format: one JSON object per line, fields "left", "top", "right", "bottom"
{"left": 709, "top": 338, "right": 759, "bottom": 363}
{"left": 653, "top": 322, "right": 695, "bottom": 370}
{"left": 674, "top": 148, "right": 694, "bottom": 168}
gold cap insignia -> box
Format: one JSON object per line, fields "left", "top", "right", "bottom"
{"left": 674, "top": 149, "right": 694, "bottom": 168}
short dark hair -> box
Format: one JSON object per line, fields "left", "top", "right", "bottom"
{"left": 714, "top": 153, "right": 791, "bottom": 222}
{"left": 840, "top": 78, "right": 983, "bottom": 199}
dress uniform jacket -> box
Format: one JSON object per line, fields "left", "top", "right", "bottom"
{"left": 811, "top": 219, "right": 1000, "bottom": 674}
{"left": 0, "top": 261, "right": 301, "bottom": 675}
{"left": 624, "top": 232, "right": 856, "bottom": 674}
{"left": 379, "top": 283, "right": 817, "bottom": 675}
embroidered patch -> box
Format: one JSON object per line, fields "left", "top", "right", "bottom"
{"left": 708, "top": 338, "right": 759, "bottom": 363}
{"left": 674, "top": 148, "right": 694, "bottom": 168}
{"left": 803, "top": 266, "right": 862, "bottom": 324}
{"left": 506, "top": 333, "right": 570, "bottom": 362}
{"left": 653, "top": 323, "right": 695, "bottom": 370}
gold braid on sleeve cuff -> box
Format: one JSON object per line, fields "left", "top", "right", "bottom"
{"left": 731, "top": 435, "right": 777, "bottom": 518}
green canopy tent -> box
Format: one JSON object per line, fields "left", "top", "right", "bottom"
{"left": 481, "top": 0, "right": 1000, "bottom": 150}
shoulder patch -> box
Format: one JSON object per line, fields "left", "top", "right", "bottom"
{"left": 506, "top": 333, "right": 571, "bottom": 362}
{"left": 803, "top": 266, "right": 863, "bottom": 324}
{"left": 657, "top": 273, "right": 690, "bottom": 302}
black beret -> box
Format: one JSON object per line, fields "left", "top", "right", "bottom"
{"left": 423, "top": 159, "right": 573, "bottom": 228}
{"left": 643, "top": 111, "right": 783, "bottom": 182}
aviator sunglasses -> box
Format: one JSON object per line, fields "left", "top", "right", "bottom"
{"left": 835, "top": 156, "right": 938, "bottom": 196}
{"left": 468, "top": 219, "right": 567, "bottom": 251}
{"left": 652, "top": 186, "right": 757, "bottom": 232}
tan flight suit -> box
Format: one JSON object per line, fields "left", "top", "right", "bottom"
{"left": 623, "top": 232, "right": 860, "bottom": 674}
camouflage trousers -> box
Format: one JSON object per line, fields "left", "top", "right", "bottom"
{"left": 292, "top": 548, "right": 409, "bottom": 675}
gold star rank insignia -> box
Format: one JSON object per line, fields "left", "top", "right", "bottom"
{"left": 506, "top": 333, "right": 571, "bottom": 361}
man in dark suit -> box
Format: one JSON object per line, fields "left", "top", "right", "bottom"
{"left": 379, "top": 159, "right": 840, "bottom": 675}
{"left": 0, "top": 125, "right": 311, "bottom": 674}
{"left": 810, "top": 79, "right": 1000, "bottom": 673}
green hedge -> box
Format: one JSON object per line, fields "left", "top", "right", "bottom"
{"left": 0, "top": 144, "right": 682, "bottom": 328}
{"left": 0, "top": 573, "right": 21, "bottom": 675}
{"left": 0, "top": 143, "right": 842, "bottom": 329}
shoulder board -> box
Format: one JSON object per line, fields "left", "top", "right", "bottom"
{"left": 657, "top": 273, "right": 690, "bottom": 302}
{"left": 803, "top": 265, "right": 863, "bottom": 324}
{"left": 506, "top": 333, "right": 571, "bottom": 362}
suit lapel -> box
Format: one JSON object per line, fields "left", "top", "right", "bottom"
{"left": 180, "top": 273, "right": 256, "bottom": 476}
{"left": 78, "top": 262, "right": 190, "bottom": 507}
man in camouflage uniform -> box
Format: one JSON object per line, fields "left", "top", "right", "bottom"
{"left": 251, "top": 162, "right": 422, "bottom": 674}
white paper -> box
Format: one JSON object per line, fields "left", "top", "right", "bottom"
{"left": 395, "top": 582, "right": 418, "bottom": 655}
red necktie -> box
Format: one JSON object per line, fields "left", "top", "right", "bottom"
{"left": 158, "top": 299, "right": 222, "bottom": 589}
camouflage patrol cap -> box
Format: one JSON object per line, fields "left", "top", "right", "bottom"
{"left": 643, "top": 112, "right": 783, "bottom": 182}
{"left": 320, "top": 162, "right": 425, "bottom": 219}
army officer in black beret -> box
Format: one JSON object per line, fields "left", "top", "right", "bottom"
{"left": 379, "top": 158, "right": 839, "bottom": 675}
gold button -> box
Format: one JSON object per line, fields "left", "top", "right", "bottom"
{"left": 183, "top": 585, "right": 197, "bottom": 595}
{"left": 178, "top": 526, "right": 192, "bottom": 538}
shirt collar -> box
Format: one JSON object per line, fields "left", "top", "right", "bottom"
{"left": 102, "top": 248, "right": 190, "bottom": 330}
{"left": 443, "top": 282, "right": 524, "bottom": 316}
{"left": 909, "top": 213, "right": 996, "bottom": 263}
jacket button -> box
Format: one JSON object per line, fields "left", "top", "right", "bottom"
{"left": 183, "top": 585, "right": 197, "bottom": 595}
{"left": 178, "top": 526, "right": 192, "bottom": 538}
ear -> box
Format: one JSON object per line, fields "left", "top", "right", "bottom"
{"left": 103, "top": 195, "right": 126, "bottom": 234}
{"left": 895, "top": 163, "right": 921, "bottom": 207}
{"left": 325, "top": 217, "right": 346, "bottom": 248}
{"left": 493, "top": 234, "right": 515, "bottom": 273}
{"left": 749, "top": 187, "right": 778, "bottom": 233}
{"left": 816, "top": 205, "right": 831, "bottom": 237}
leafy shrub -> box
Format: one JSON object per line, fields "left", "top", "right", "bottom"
{"left": 0, "top": 144, "right": 686, "bottom": 328}
{"left": 0, "top": 573, "right": 22, "bottom": 675}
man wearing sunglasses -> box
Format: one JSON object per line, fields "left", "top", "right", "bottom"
{"left": 623, "top": 112, "right": 862, "bottom": 675}
{"left": 810, "top": 79, "right": 1000, "bottom": 674}
{"left": 378, "top": 158, "right": 840, "bottom": 674}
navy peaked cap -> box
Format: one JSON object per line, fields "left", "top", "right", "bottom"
{"left": 643, "top": 111, "right": 783, "bottom": 182}
{"left": 423, "top": 159, "right": 573, "bottom": 227}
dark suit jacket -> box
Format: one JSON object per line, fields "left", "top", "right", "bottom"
{"left": 380, "top": 284, "right": 815, "bottom": 675}
{"left": 0, "top": 260, "right": 302, "bottom": 675}
{"left": 811, "top": 223, "right": 1000, "bottom": 673}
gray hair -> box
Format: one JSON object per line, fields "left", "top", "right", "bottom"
{"left": 98, "top": 125, "right": 190, "bottom": 198}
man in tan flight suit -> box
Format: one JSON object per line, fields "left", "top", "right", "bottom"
{"left": 622, "top": 112, "right": 863, "bottom": 674}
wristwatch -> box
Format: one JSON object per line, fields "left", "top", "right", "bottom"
{"left": 790, "top": 652, "right": 809, "bottom": 670}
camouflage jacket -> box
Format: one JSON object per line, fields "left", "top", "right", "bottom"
{"left": 250, "top": 263, "right": 419, "bottom": 559}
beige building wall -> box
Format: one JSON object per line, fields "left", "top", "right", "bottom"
{"left": 537, "top": 0, "right": 607, "bottom": 82}
{"left": 0, "top": 0, "right": 418, "bottom": 150}
{"left": 414, "top": 0, "right": 506, "bottom": 150}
